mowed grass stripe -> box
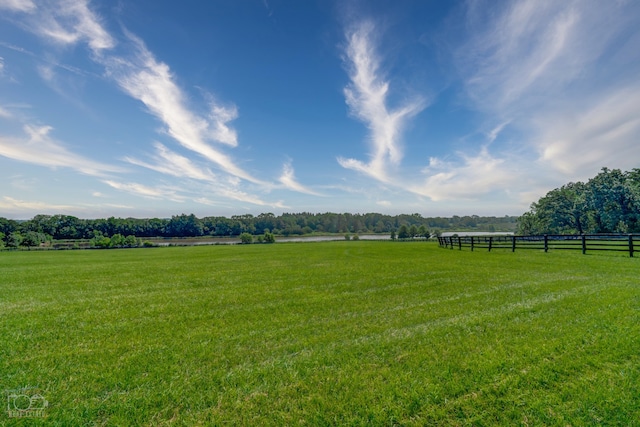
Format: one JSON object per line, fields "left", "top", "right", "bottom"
{"left": 0, "top": 242, "right": 638, "bottom": 425}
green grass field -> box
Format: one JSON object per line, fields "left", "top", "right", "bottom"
{"left": 1, "top": 242, "right": 639, "bottom": 425}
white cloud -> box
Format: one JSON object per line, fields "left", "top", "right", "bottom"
{"left": 124, "top": 142, "right": 218, "bottom": 182}
{"left": 0, "top": 105, "right": 11, "bottom": 119}
{"left": 412, "top": 148, "right": 516, "bottom": 201}
{"left": 103, "top": 180, "right": 186, "bottom": 202}
{"left": 27, "top": 0, "right": 115, "bottom": 53}
{"left": 536, "top": 87, "right": 640, "bottom": 176}
{"left": 0, "top": 0, "right": 36, "bottom": 12}
{"left": 37, "top": 64, "right": 55, "bottom": 81}
{"left": 0, "top": 125, "right": 122, "bottom": 176}
{"left": 457, "top": 0, "right": 640, "bottom": 120}
{"left": 104, "top": 32, "right": 263, "bottom": 185}
{"left": 208, "top": 100, "right": 239, "bottom": 147}
{"left": 0, "top": 0, "right": 113, "bottom": 52}
{"left": 459, "top": 0, "right": 589, "bottom": 113}
{"left": 446, "top": 0, "right": 640, "bottom": 195}
{"left": 486, "top": 121, "right": 510, "bottom": 144}
{"left": 278, "top": 162, "right": 321, "bottom": 196}
{"left": 338, "top": 20, "right": 425, "bottom": 182}
{"left": 123, "top": 143, "right": 288, "bottom": 207}
{"left": 197, "top": 190, "right": 286, "bottom": 209}
{"left": 2, "top": 0, "right": 318, "bottom": 210}
{"left": 0, "top": 196, "right": 76, "bottom": 213}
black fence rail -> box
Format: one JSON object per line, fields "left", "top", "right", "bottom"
{"left": 437, "top": 234, "right": 640, "bottom": 257}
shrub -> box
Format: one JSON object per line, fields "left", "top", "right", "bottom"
{"left": 239, "top": 232, "right": 253, "bottom": 244}
{"left": 263, "top": 230, "right": 275, "bottom": 244}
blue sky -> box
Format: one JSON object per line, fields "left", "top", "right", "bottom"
{"left": 1, "top": 0, "right": 639, "bottom": 219}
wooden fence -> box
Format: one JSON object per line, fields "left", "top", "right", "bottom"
{"left": 437, "top": 234, "right": 640, "bottom": 257}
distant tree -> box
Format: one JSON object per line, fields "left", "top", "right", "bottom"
{"left": 90, "top": 234, "right": 112, "bottom": 248}
{"left": 263, "top": 230, "right": 275, "bottom": 244}
{"left": 7, "top": 211, "right": 523, "bottom": 246}
{"left": 165, "top": 214, "right": 203, "bottom": 237}
{"left": 239, "top": 232, "right": 253, "bottom": 244}
{"left": 409, "top": 225, "right": 418, "bottom": 239}
{"left": 397, "top": 225, "right": 409, "bottom": 240}
{"left": 352, "top": 233, "right": 360, "bottom": 241}
{"left": 7, "top": 232, "right": 23, "bottom": 248}
{"left": 255, "top": 213, "right": 276, "bottom": 235}
{"left": 344, "top": 233, "right": 351, "bottom": 241}
{"left": 110, "top": 234, "right": 126, "bottom": 247}
{"left": 417, "top": 225, "right": 428, "bottom": 239}
{"left": 21, "top": 231, "right": 48, "bottom": 249}
{"left": 390, "top": 230, "right": 396, "bottom": 240}
{"left": 0, "top": 217, "right": 18, "bottom": 237}
{"left": 124, "top": 235, "right": 139, "bottom": 247}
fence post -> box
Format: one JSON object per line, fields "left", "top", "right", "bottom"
{"left": 449, "top": 237, "right": 453, "bottom": 249}
{"left": 488, "top": 236, "right": 493, "bottom": 252}
{"left": 629, "top": 234, "right": 634, "bottom": 258}
{"left": 581, "top": 234, "right": 586, "bottom": 255}
{"left": 544, "top": 235, "right": 548, "bottom": 253}
{"left": 471, "top": 236, "right": 474, "bottom": 252}
{"left": 458, "top": 236, "right": 462, "bottom": 250}
{"left": 511, "top": 235, "right": 516, "bottom": 252}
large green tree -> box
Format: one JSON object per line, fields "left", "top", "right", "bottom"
{"left": 518, "top": 168, "right": 640, "bottom": 234}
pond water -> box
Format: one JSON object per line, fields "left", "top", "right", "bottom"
{"left": 156, "top": 234, "right": 391, "bottom": 246}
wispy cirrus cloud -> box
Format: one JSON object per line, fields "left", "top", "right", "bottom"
{"left": 124, "top": 142, "right": 217, "bottom": 182}
{"left": 278, "top": 162, "right": 322, "bottom": 196}
{"left": 536, "top": 87, "right": 640, "bottom": 175}
{"left": 411, "top": 148, "right": 516, "bottom": 201}
{"left": 103, "top": 180, "right": 186, "bottom": 202}
{"left": 459, "top": 0, "right": 581, "bottom": 113}
{"left": 0, "top": 125, "right": 122, "bottom": 176}
{"left": 2, "top": 0, "right": 312, "bottom": 208}
{"left": 1, "top": 0, "right": 114, "bottom": 53}
{"left": 454, "top": 0, "right": 640, "bottom": 181}
{"left": 414, "top": 0, "right": 640, "bottom": 206}
{"left": 123, "top": 142, "right": 286, "bottom": 207}
{"left": 206, "top": 96, "right": 239, "bottom": 147}
{"left": 0, "top": 0, "right": 36, "bottom": 12}
{"left": 0, "top": 196, "right": 75, "bottom": 213}
{"left": 102, "top": 31, "right": 265, "bottom": 185}
{"left": 338, "top": 20, "right": 425, "bottom": 182}
{"left": 196, "top": 191, "right": 286, "bottom": 209}
{"left": 0, "top": 105, "right": 11, "bottom": 119}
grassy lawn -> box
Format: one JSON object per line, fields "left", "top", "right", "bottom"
{"left": 1, "top": 242, "right": 639, "bottom": 425}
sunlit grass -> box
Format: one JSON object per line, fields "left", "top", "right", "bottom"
{"left": 1, "top": 242, "right": 639, "bottom": 425}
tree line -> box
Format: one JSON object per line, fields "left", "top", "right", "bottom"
{"left": 517, "top": 168, "right": 640, "bottom": 235}
{"left": 0, "top": 212, "right": 517, "bottom": 248}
